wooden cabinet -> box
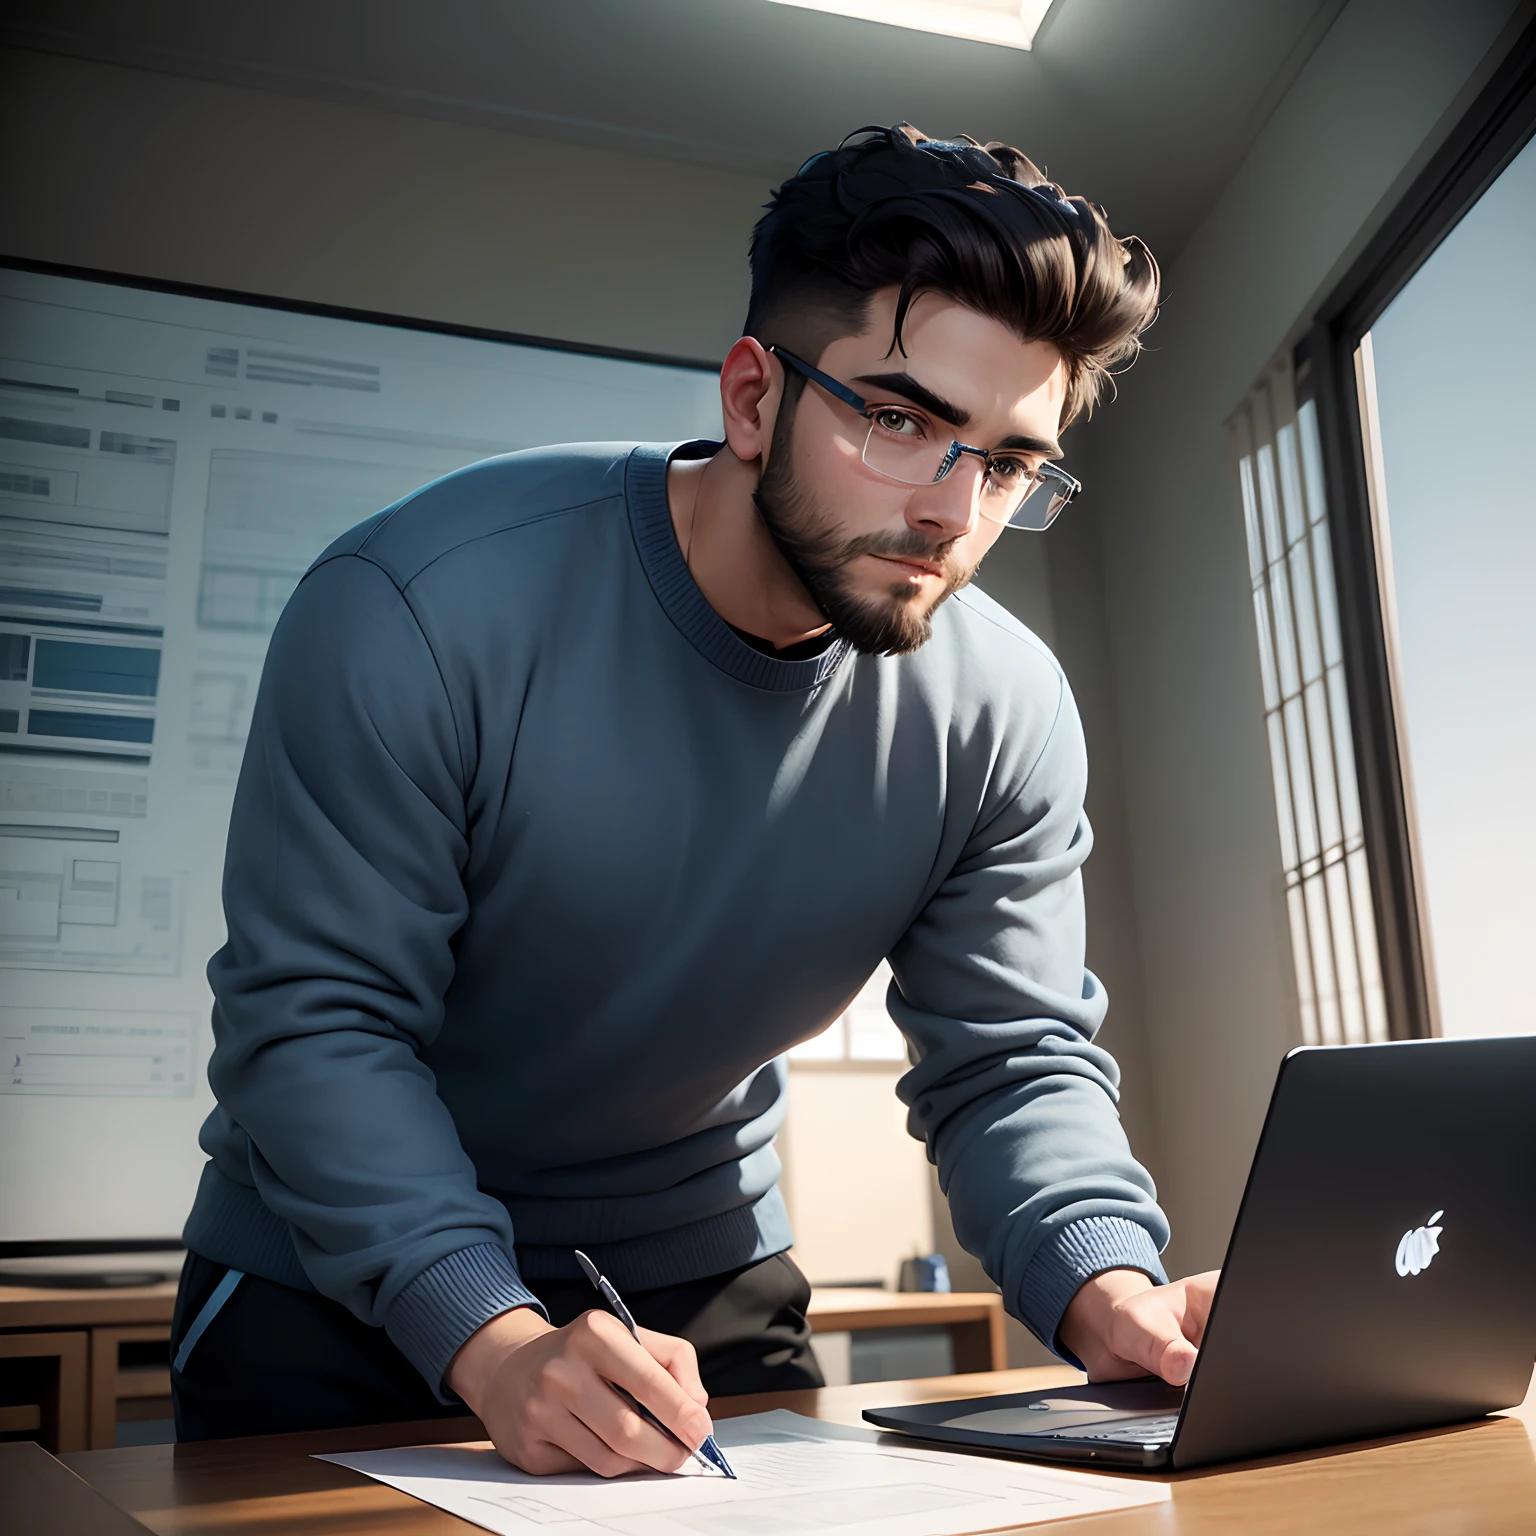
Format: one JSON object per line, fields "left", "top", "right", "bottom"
{"left": 0, "top": 1330, "right": 88, "bottom": 1452}
{"left": 88, "top": 1325, "right": 174, "bottom": 1450}
{"left": 806, "top": 1287, "right": 1008, "bottom": 1380}
{"left": 0, "top": 1282, "right": 175, "bottom": 1451}
{"left": 0, "top": 1279, "right": 1008, "bottom": 1448}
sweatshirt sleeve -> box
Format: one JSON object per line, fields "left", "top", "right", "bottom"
{"left": 889, "top": 672, "right": 1168, "bottom": 1358}
{"left": 205, "top": 551, "right": 543, "bottom": 1399}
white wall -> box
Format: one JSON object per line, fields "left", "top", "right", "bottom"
{"left": 993, "top": 518, "right": 1163, "bottom": 1171}
{"left": 1075, "top": 0, "right": 1527, "bottom": 1274}
{"left": 958, "top": 531, "right": 1160, "bottom": 1366}
{"left": 780, "top": 1067, "right": 934, "bottom": 1287}
{"left": 977, "top": 524, "right": 1163, "bottom": 1229}
{"left": 0, "top": 49, "right": 764, "bottom": 364}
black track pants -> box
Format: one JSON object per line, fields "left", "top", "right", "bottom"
{"left": 170, "top": 1249, "right": 824, "bottom": 1442}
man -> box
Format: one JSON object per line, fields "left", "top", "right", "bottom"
{"left": 171, "top": 125, "right": 1215, "bottom": 1474}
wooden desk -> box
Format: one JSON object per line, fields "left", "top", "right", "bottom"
{"left": 0, "top": 1439, "right": 154, "bottom": 1534}
{"left": 52, "top": 1364, "right": 1536, "bottom": 1534}
{"left": 806, "top": 1287, "right": 1008, "bottom": 1373}
{"left": 0, "top": 1281, "right": 178, "bottom": 1451}
{"left": 0, "top": 1278, "right": 1004, "bottom": 1449}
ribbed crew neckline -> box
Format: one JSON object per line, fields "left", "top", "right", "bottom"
{"left": 626, "top": 441, "right": 852, "bottom": 693}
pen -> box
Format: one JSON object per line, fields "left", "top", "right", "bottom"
{"left": 573, "top": 1249, "right": 737, "bottom": 1479}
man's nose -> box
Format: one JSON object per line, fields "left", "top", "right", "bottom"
{"left": 906, "top": 452, "right": 983, "bottom": 542}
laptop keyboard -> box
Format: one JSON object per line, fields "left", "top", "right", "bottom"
{"left": 1035, "top": 1414, "right": 1180, "bottom": 1445}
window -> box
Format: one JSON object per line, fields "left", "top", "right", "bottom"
{"left": 1354, "top": 132, "right": 1536, "bottom": 1038}
{"left": 787, "top": 961, "right": 909, "bottom": 1064}
{"left": 1293, "top": 19, "right": 1536, "bottom": 1041}
{"left": 1233, "top": 362, "right": 1388, "bottom": 1046}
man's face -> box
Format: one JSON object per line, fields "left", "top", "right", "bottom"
{"left": 755, "top": 289, "right": 1069, "bottom": 655}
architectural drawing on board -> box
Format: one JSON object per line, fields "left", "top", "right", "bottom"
{"left": 0, "top": 262, "right": 720, "bottom": 1243}
{"left": 0, "top": 836, "right": 182, "bottom": 974}
{"left": 206, "top": 343, "right": 381, "bottom": 394}
{"left": 0, "top": 760, "right": 148, "bottom": 819}
{"left": 0, "top": 407, "right": 171, "bottom": 760}
{"left": 0, "top": 414, "right": 172, "bottom": 632}
{"left": 189, "top": 449, "right": 440, "bottom": 777}
{"left": 197, "top": 450, "right": 435, "bottom": 633}
{"left": 187, "top": 658, "right": 256, "bottom": 779}
{"left": 0, "top": 625, "right": 161, "bottom": 759}
{"left": 1, "top": 1006, "right": 194, "bottom": 1096}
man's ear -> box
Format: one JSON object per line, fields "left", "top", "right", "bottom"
{"left": 718, "top": 337, "right": 782, "bottom": 467}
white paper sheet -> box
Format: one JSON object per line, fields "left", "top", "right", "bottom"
{"left": 317, "top": 1408, "right": 1171, "bottom": 1535}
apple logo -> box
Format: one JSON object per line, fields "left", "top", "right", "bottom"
{"left": 1395, "top": 1210, "right": 1445, "bottom": 1277}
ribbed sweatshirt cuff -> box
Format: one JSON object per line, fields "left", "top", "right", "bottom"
{"left": 1017, "top": 1215, "right": 1168, "bottom": 1365}
{"left": 385, "top": 1243, "right": 547, "bottom": 1403}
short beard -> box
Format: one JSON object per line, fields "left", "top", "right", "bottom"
{"left": 752, "top": 418, "right": 979, "bottom": 658}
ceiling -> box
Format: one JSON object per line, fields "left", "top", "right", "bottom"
{"left": 1, "top": 0, "right": 1349, "bottom": 263}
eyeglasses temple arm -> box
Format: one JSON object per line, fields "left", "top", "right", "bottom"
{"left": 768, "top": 345, "right": 870, "bottom": 416}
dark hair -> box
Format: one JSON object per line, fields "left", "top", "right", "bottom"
{"left": 746, "top": 124, "right": 1160, "bottom": 426}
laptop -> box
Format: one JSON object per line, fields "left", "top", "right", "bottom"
{"left": 864, "top": 1037, "right": 1536, "bottom": 1470}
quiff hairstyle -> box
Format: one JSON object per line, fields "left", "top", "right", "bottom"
{"left": 746, "top": 124, "right": 1160, "bottom": 427}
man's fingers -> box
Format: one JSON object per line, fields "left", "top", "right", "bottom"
{"left": 498, "top": 1434, "right": 583, "bottom": 1477}
{"left": 468, "top": 1310, "right": 717, "bottom": 1477}
{"left": 638, "top": 1325, "right": 709, "bottom": 1407}
{"left": 1177, "top": 1271, "right": 1220, "bottom": 1346}
{"left": 1062, "top": 1271, "right": 1220, "bottom": 1392}
{"left": 572, "top": 1313, "right": 714, "bottom": 1450}
{"left": 1113, "top": 1300, "right": 1198, "bottom": 1387}
{"left": 571, "top": 1382, "right": 694, "bottom": 1474}
{"left": 549, "top": 1406, "right": 656, "bottom": 1479}
{"left": 1154, "top": 1333, "right": 1198, "bottom": 1388}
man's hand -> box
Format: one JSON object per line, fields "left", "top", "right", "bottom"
{"left": 445, "top": 1306, "right": 713, "bottom": 1477}
{"left": 1057, "top": 1268, "right": 1219, "bottom": 1387}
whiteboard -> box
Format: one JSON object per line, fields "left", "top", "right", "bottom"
{"left": 0, "top": 266, "right": 722, "bottom": 1247}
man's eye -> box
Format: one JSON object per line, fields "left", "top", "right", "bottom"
{"left": 872, "top": 408, "right": 923, "bottom": 437}
{"left": 987, "top": 457, "right": 1034, "bottom": 486}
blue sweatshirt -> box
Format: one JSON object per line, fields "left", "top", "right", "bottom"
{"left": 186, "top": 440, "right": 1168, "bottom": 1397}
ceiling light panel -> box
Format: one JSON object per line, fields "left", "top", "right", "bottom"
{"left": 763, "top": 0, "right": 1057, "bottom": 51}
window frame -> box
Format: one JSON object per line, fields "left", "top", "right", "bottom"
{"left": 1293, "top": 19, "right": 1536, "bottom": 1040}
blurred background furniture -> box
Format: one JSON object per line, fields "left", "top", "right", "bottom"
{"left": 806, "top": 1287, "right": 1007, "bottom": 1385}
{"left": 0, "top": 1276, "right": 1012, "bottom": 1444}
{"left": 0, "top": 1281, "right": 176, "bottom": 1452}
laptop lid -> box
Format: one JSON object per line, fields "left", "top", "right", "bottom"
{"left": 1170, "top": 1036, "right": 1536, "bottom": 1467}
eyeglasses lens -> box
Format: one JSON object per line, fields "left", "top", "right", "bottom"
{"left": 1008, "top": 485, "right": 1069, "bottom": 532}
{"left": 861, "top": 423, "right": 1049, "bottom": 527}
{"left": 860, "top": 421, "right": 953, "bottom": 487}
